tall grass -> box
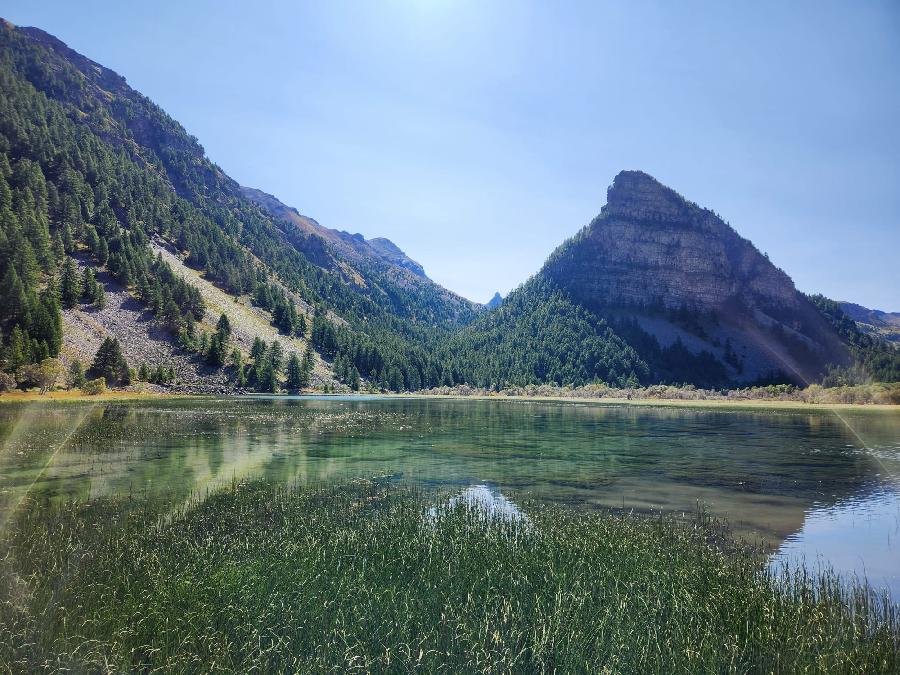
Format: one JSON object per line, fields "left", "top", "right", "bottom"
{"left": 1, "top": 481, "right": 897, "bottom": 673}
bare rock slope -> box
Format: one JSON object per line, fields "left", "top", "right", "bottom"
{"left": 540, "top": 171, "right": 849, "bottom": 383}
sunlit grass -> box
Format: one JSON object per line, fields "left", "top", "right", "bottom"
{"left": 1, "top": 481, "right": 897, "bottom": 672}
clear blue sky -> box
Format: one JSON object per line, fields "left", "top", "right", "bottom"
{"left": 5, "top": 1, "right": 899, "bottom": 308}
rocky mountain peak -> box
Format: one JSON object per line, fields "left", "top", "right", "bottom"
{"left": 603, "top": 170, "right": 694, "bottom": 223}
{"left": 485, "top": 292, "right": 503, "bottom": 309}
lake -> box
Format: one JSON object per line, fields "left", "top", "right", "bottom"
{"left": 1, "top": 396, "right": 898, "bottom": 597}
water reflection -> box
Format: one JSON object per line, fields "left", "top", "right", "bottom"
{"left": 0, "top": 397, "right": 897, "bottom": 593}
{"left": 774, "top": 489, "right": 900, "bottom": 598}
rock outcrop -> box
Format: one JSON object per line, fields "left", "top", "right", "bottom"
{"left": 540, "top": 171, "right": 849, "bottom": 383}
{"left": 545, "top": 171, "right": 797, "bottom": 313}
{"left": 366, "top": 237, "right": 426, "bottom": 278}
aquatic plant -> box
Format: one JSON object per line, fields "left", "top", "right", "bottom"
{"left": 1, "top": 481, "right": 897, "bottom": 672}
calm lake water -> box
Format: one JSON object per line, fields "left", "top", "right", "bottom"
{"left": 1, "top": 396, "right": 898, "bottom": 596}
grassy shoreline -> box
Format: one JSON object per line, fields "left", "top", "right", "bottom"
{"left": 3, "top": 388, "right": 899, "bottom": 411}
{"left": 395, "top": 391, "right": 900, "bottom": 412}
{"left": 0, "top": 389, "right": 199, "bottom": 404}
{"left": 1, "top": 481, "right": 897, "bottom": 672}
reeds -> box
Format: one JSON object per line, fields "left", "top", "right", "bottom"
{"left": 1, "top": 481, "right": 897, "bottom": 673}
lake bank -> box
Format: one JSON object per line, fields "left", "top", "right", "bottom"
{"left": 0, "top": 389, "right": 197, "bottom": 404}
{"left": 398, "top": 392, "right": 900, "bottom": 412}
{"left": 2, "top": 481, "right": 896, "bottom": 672}
{"left": 3, "top": 388, "right": 899, "bottom": 411}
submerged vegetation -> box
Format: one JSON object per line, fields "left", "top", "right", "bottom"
{"left": 1, "top": 482, "right": 897, "bottom": 673}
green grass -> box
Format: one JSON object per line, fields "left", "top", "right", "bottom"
{"left": 1, "top": 481, "right": 898, "bottom": 673}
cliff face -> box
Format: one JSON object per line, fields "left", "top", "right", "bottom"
{"left": 541, "top": 171, "right": 849, "bottom": 384}
{"left": 545, "top": 171, "right": 797, "bottom": 313}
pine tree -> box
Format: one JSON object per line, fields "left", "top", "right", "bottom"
{"left": 230, "top": 348, "right": 247, "bottom": 387}
{"left": 216, "top": 312, "right": 231, "bottom": 339}
{"left": 82, "top": 267, "right": 99, "bottom": 303}
{"left": 269, "top": 341, "right": 284, "bottom": 373}
{"left": 161, "top": 298, "right": 181, "bottom": 332}
{"left": 0, "top": 267, "right": 28, "bottom": 325}
{"left": 198, "top": 331, "right": 209, "bottom": 357}
{"left": 285, "top": 352, "right": 303, "bottom": 391}
{"left": 6, "top": 326, "right": 27, "bottom": 372}
{"left": 91, "top": 336, "right": 129, "bottom": 384}
{"left": 206, "top": 333, "right": 226, "bottom": 367}
{"left": 300, "top": 344, "right": 314, "bottom": 387}
{"left": 250, "top": 337, "right": 266, "bottom": 362}
{"left": 97, "top": 238, "right": 109, "bottom": 266}
{"left": 60, "top": 257, "right": 82, "bottom": 308}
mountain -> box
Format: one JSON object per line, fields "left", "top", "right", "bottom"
{"left": 0, "top": 19, "right": 893, "bottom": 393}
{"left": 838, "top": 302, "right": 900, "bottom": 343}
{"left": 0, "top": 19, "right": 475, "bottom": 393}
{"left": 239, "top": 186, "right": 428, "bottom": 279}
{"left": 367, "top": 238, "right": 426, "bottom": 278}
{"left": 448, "top": 171, "right": 852, "bottom": 388}
{"left": 485, "top": 292, "right": 503, "bottom": 309}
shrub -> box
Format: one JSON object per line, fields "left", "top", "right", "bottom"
{"left": 81, "top": 377, "right": 107, "bottom": 395}
{"left": 68, "top": 360, "right": 86, "bottom": 389}
{"left": 0, "top": 372, "right": 15, "bottom": 392}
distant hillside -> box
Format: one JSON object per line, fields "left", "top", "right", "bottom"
{"left": 807, "top": 296, "right": 900, "bottom": 384}
{"left": 239, "top": 186, "right": 429, "bottom": 280}
{"left": 839, "top": 302, "right": 900, "bottom": 343}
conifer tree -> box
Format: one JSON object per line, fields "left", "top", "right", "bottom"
{"left": 216, "top": 312, "right": 231, "bottom": 339}
{"left": 91, "top": 336, "right": 129, "bottom": 385}
{"left": 250, "top": 337, "right": 266, "bottom": 362}
{"left": 300, "top": 344, "right": 314, "bottom": 386}
{"left": 285, "top": 352, "right": 303, "bottom": 391}
{"left": 82, "top": 267, "right": 99, "bottom": 303}
{"left": 60, "top": 257, "right": 82, "bottom": 308}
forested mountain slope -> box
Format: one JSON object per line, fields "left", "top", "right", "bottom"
{"left": 0, "top": 18, "right": 476, "bottom": 392}
{"left": 448, "top": 172, "right": 865, "bottom": 389}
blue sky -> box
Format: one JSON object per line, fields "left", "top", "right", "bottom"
{"left": 5, "top": 1, "right": 899, "bottom": 308}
